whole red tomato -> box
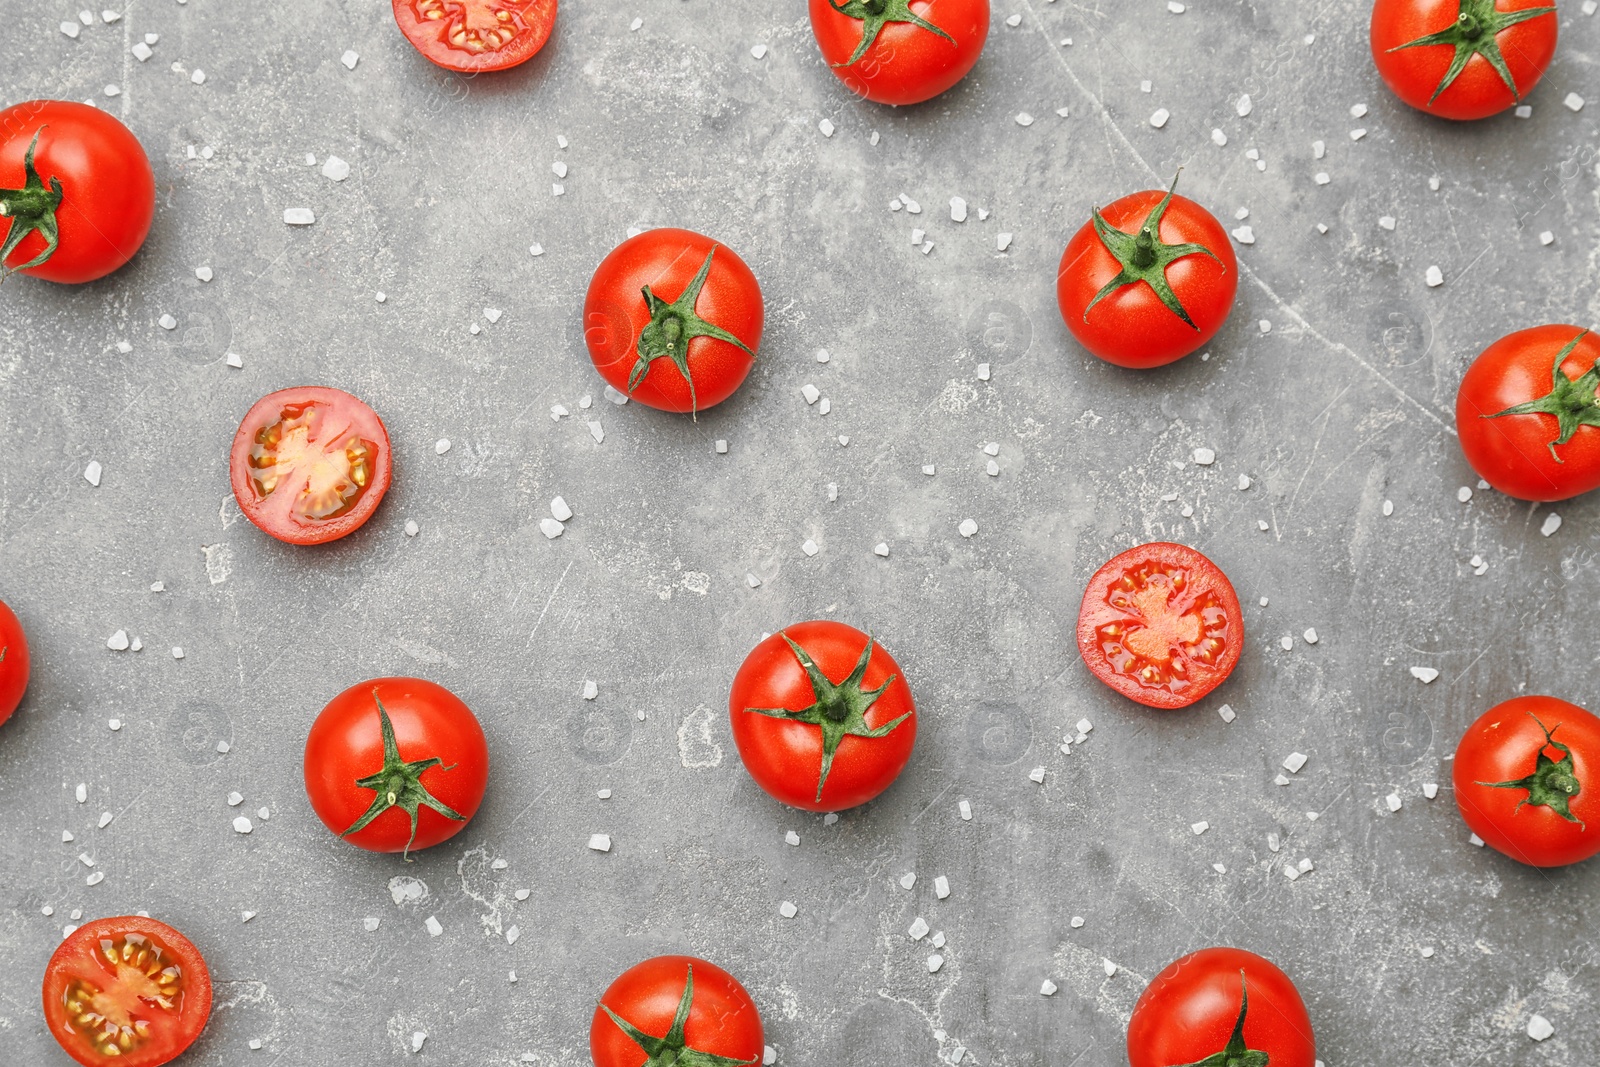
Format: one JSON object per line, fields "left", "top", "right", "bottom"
{"left": 584, "top": 228, "right": 762, "bottom": 416}
{"left": 809, "top": 0, "right": 989, "bottom": 106}
{"left": 591, "top": 956, "right": 763, "bottom": 1067}
{"left": 1057, "top": 175, "right": 1237, "bottom": 369}
{"left": 229, "top": 386, "right": 393, "bottom": 546}
{"left": 1371, "top": 0, "right": 1557, "bottom": 120}
{"left": 1455, "top": 326, "right": 1600, "bottom": 502}
{"left": 0, "top": 101, "right": 155, "bottom": 283}
{"left": 391, "top": 0, "right": 557, "bottom": 73}
{"left": 1077, "top": 543, "right": 1243, "bottom": 710}
{"left": 1128, "top": 947, "right": 1316, "bottom": 1067}
{"left": 304, "top": 677, "right": 489, "bottom": 856}
{"left": 1453, "top": 695, "right": 1600, "bottom": 867}
{"left": 0, "top": 598, "right": 28, "bottom": 728}
{"left": 43, "top": 915, "right": 213, "bottom": 1067}
{"left": 730, "top": 620, "right": 917, "bottom": 812}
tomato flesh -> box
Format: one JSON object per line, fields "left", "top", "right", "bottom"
{"left": 1077, "top": 543, "right": 1242, "bottom": 709}
{"left": 392, "top": 0, "right": 557, "bottom": 73}
{"left": 230, "top": 387, "right": 392, "bottom": 546}
{"left": 44, "top": 917, "right": 212, "bottom": 1067}
{"left": 0, "top": 598, "right": 29, "bottom": 728}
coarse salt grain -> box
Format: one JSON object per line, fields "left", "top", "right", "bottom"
{"left": 1218, "top": 704, "right": 1236, "bottom": 724}
{"left": 588, "top": 834, "right": 612, "bottom": 852}
{"left": 1149, "top": 109, "right": 1170, "bottom": 128}
{"left": 1410, "top": 666, "right": 1439, "bottom": 683}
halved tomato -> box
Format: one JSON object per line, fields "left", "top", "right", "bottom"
{"left": 1077, "top": 542, "right": 1243, "bottom": 709}
{"left": 229, "top": 386, "right": 392, "bottom": 546}
{"left": 391, "top": 0, "right": 557, "bottom": 73}
{"left": 42, "top": 916, "right": 213, "bottom": 1067}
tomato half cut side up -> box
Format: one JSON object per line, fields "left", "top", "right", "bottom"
{"left": 391, "top": 0, "right": 558, "bottom": 73}
{"left": 229, "top": 386, "right": 392, "bottom": 546}
{"left": 1076, "top": 542, "right": 1243, "bottom": 709}
{"left": 43, "top": 916, "right": 213, "bottom": 1067}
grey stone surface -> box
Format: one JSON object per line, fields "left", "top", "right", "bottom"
{"left": 2, "top": 1, "right": 1599, "bottom": 1064}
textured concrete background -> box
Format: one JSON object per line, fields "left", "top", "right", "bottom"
{"left": 2, "top": 1, "right": 1599, "bottom": 1064}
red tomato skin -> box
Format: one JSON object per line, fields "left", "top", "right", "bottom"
{"left": 1057, "top": 190, "right": 1237, "bottom": 369}
{"left": 304, "top": 676, "right": 489, "bottom": 853}
{"left": 1455, "top": 326, "right": 1600, "bottom": 502}
{"left": 0, "top": 101, "right": 155, "bottom": 283}
{"left": 808, "top": 0, "right": 989, "bottom": 106}
{"left": 1128, "top": 948, "right": 1316, "bottom": 1067}
{"left": 1370, "top": 0, "right": 1557, "bottom": 120}
{"left": 228, "top": 385, "right": 394, "bottom": 546}
{"left": 1077, "top": 542, "right": 1243, "bottom": 710}
{"left": 0, "top": 599, "right": 29, "bottom": 727}
{"left": 391, "top": 0, "right": 557, "bottom": 73}
{"left": 729, "top": 620, "right": 917, "bottom": 812}
{"left": 43, "top": 915, "right": 213, "bottom": 1067}
{"left": 1453, "top": 696, "right": 1600, "bottom": 867}
{"left": 591, "top": 956, "right": 764, "bottom": 1067}
{"left": 583, "top": 228, "right": 763, "bottom": 414}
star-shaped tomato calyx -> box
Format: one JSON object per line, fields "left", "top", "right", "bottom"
{"left": 1478, "top": 713, "right": 1586, "bottom": 828}
{"left": 633, "top": 248, "right": 756, "bottom": 418}
{"left": 1387, "top": 0, "right": 1556, "bottom": 106}
{"left": 1084, "top": 171, "right": 1222, "bottom": 331}
{"left": 826, "top": 0, "right": 956, "bottom": 68}
{"left": 1484, "top": 329, "right": 1599, "bottom": 463}
{"left": 341, "top": 690, "right": 466, "bottom": 858}
{"left": 1170, "top": 973, "right": 1270, "bottom": 1067}
{"left": 745, "top": 632, "right": 910, "bottom": 804}
{"left": 600, "top": 963, "right": 760, "bottom": 1067}
{"left": 0, "top": 128, "right": 64, "bottom": 281}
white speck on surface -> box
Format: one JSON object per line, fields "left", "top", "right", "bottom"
{"left": 1303, "top": 628, "right": 1319, "bottom": 645}
{"left": 233, "top": 816, "right": 253, "bottom": 834}
{"left": 785, "top": 830, "right": 800, "bottom": 846}
{"left": 434, "top": 438, "right": 451, "bottom": 455}
{"left": 61, "top": 20, "right": 81, "bottom": 38}
{"left": 588, "top": 834, "right": 612, "bottom": 852}
{"left": 529, "top": 243, "right": 544, "bottom": 257}
{"left": 86, "top": 871, "right": 105, "bottom": 886}
{"left": 874, "top": 543, "right": 890, "bottom": 557}
{"left": 934, "top": 876, "right": 950, "bottom": 899}
{"left": 996, "top": 231, "right": 1013, "bottom": 252}
{"left": 763, "top": 1048, "right": 776, "bottom": 1066}
{"left": 1386, "top": 793, "right": 1403, "bottom": 812}
{"left": 539, "top": 518, "right": 565, "bottom": 539}
{"left": 1191, "top": 821, "right": 1209, "bottom": 836}
{"left": 158, "top": 313, "right": 177, "bottom": 330}
{"left": 283, "top": 208, "right": 315, "bottom": 225}
{"left": 909, "top": 917, "right": 930, "bottom": 940}
{"left": 950, "top": 197, "right": 967, "bottom": 222}
{"left": 801, "top": 539, "right": 819, "bottom": 557}
{"left": 1070, "top": 916, "right": 1085, "bottom": 929}
{"left": 1259, "top": 320, "right": 1272, "bottom": 334}
{"left": 217, "top": 741, "right": 230, "bottom": 753}
{"left": 1041, "top": 979, "right": 1058, "bottom": 995}
{"left": 1457, "top": 486, "right": 1473, "bottom": 502}
{"left": 1231, "top": 225, "right": 1255, "bottom": 245}
{"left": 404, "top": 520, "right": 419, "bottom": 538}
{"left": 927, "top": 955, "right": 944, "bottom": 974}
{"left": 551, "top": 496, "right": 574, "bottom": 522}
{"left": 1379, "top": 216, "right": 1397, "bottom": 231}
{"left": 1538, "top": 230, "right": 1554, "bottom": 246}
{"left": 1102, "top": 958, "right": 1117, "bottom": 977}
{"left": 958, "top": 518, "right": 978, "bottom": 538}
{"left": 1028, "top": 766, "right": 1046, "bottom": 784}
{"left": 630, "top": 17, "right": 643, "bottom": 30}
{"left": 1541, "top": 513, "right": 1562, "bottom": 536}
{"left": 227, "top": 792, "right": 244, "bottom": 806}
{"left": 1283, "top": 865, "right": 1301, "bottom": 881}
{"left": 1015, "top": 112, "right": 1034, "bottom": 127}
{"left": 1564, "top": 93, "right": 1585, "bottom": 112}
{"left": 104, "top": 84, "right": 121, "bottom": 98}
{"left": 1350, "top": 128, "right": 1367, "bottom": 141}
{"left": 1410, "top": 666, "right": 1439, "bottom": 683}
{"left": 582, "top": 680, "right": 598, "bottom": 701}
{"left": 818, "top": 118, "right": 834, "bottom": 137}
{"left": 108, "top": 717, "right": 123, "bottom": 730}
{"left": 132, "top": 40, "right": 152, "bottom": 61}
{"left": 779, "top": 901, "right": 797, "bottom": 919}
{"left": 412, "top": 1032, "right": 428, "bottom": 1052}
{"left": 1314, "top": 172, "right": 1330, "bottom": 185}
{"left": 1469, "top": 833, "right": 1485, "bottom": 847}
{"left": 1425, "top": 265, "right": 1444, "bottom": 287}
{"left": 1235, "top": 94, "right": 1252, "bottom": 116}
{"left": 97, "top": 811, "right": 113, "bottom": 829}
{"left": 1193, "top": 447, "right": 1216, "bottom": 465}
{"left": 1218, "top": 704, "right": 1236, "bottom": 724}
{"left": 322, "top": 156, "right": 350, "bottom": 182}
{"left": 1149, "top": 108, "right": 1170, "bottom": 128}
{"left": 1211, "top": 128, "right": 1227, "bottom": 146}
{"left": 341, "top": 49, "right": 360, "bottom": 69}
{"left": 1528, "top": 1014, "right": 1555, "bottom": 1041}
{"left": 1237, "top": 474, "right": 1251, "bottom": 490}
{"left": 107, "top": 629, "right": 129, "bottom": 651}
{"left": 751, "top": 44, "right": 767, "bottom": 59}
{"left": 900, "top": 872, "right": 916, "bottom": 890}
{"left": 1284, "top": 752, "right": 1308, "bottom": 773}
{"left": 959, "top": 800, "right": 972, "bottom": 821}
{"left": 1424, "top": 783, "right": 1439, "bottom": 800}
{"left": 715, "top": 440, "right": 728, "bottom": 454}
{"left": 976, "top": 363, "right": 991, "bottom": 381}
{"left": 84, "top": 461, "right": 103, "bottom": 486}
{"left": 194, "top": 265, "right": 213, "bottom": 282}
{"left": 1382, "top": 499, "right": 1394, "bottom": 516}
{"left": 242, "top": 910, "right": 257, "bottom": 923}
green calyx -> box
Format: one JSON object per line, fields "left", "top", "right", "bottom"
{"left": 1387, "top": 0, "right": 1556, "bottom": 106}
{"left": 1478, "top": 713, "right": 1586, "bottom": 828}
{"left": 0, "top": 128, "right": 65, "bottom": 281}
{"left": 601, "top": 963, "right": 759, "bottom": 1067}
{"left": 826, "top": 0, "right": 954, "bottom": 68}
{"left": 341, "top": 690, "right": 466, "bottom": 859}
{"left": 1084, "top": 171, "right": 1222, "bottom": 331}
{"left": 745, "top": 632, "right": 910, "bottom": 803}
{"left": 1171, "top": 973, "right": 1270, "bottom": 1067}
{"left": 1483, "top": 330, "right": 1599, "bottom": 462}
{"left": 633, "top": 248, "right": 755, "bottom": 418}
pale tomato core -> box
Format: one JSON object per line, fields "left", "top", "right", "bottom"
{"left": 1091, "top": 561, "right": 1230, "bottom": 696}
{"left": 412, "top": 0, "right": 541, "bottom": 53}
{"left": 60, "top": 933, "right": 188, "bottom": 1059}
{"left": 248, "top": 402, "right": 378, "bottom": 522}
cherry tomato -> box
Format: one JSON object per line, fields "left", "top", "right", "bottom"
{"left": 391, "top": 0, "right": 557, "bottom": 73}
{"left": 730, "top": 621, "right": 917, "bottom": 812}
{"left": 0, "top": 101, "right": 155, "bottom": 284}
{"left": 304, "top": 677, "right": 489, "bottom": 856}
{"left": 1077, "top": 542, "right": 1243, "bottom": 710}
{"left": 229, "top": 386, "right": 393, "bottom": 546}
{"left": 0, "top": 598, "right": 29, "bottom": 728}
{"left": 1453, "top": 695, "right": 1600, "bottom": 867}
{"left": 591, "top": 956, "right": 763, "bottom": 1067}
{"left": 1455, "top": 325, "right": 1600, "bottom": 502}
{"left": 584, "top": 228, "right": 763, "bottom": 416}
{"left": 1128, "top": 947, "right": 1316, "bottom": 1067}
{"left": 808, "top": 0, "right": 989, "bottom": 106}
{"left": 42, "top": 915, "right": 213, "bottom": 1067}
{"left": 1371, "top": 0, "right": 1557, "bottom": 121}
{"left": 1057, "top": 175, "right": 1237, "bottom": 369}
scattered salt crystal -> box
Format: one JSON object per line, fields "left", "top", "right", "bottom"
{"left": 1015, "top": 112, "right": 1035, "bottom": 127}
{"left": 233, "top": 816, "right": 253, "bottom": 834}
{"left": 1193, "top": 447, "right": 1216, "bottom": 465}
{"left": 217, "top": 741, "right": 230, "bottom": 753}
{"left": 1423, "top": 783, "right": 1438, "bottom": 800}
{"left": 958, "top": 518, "right": 978, "bottom": 538}
{"left": 190, "top": 70, "right": 207, "bottom": 85}
{"left": 959, "top": 800, "right": 972, "bottom": 821}
{"left": 228, "top": 792, "right": 244, "bottom": 806}
{"left": 801, "top": 539, "right": 819, "bottom": 557}
{"left": 1231, "top": 225, "right": 1255, "bottom": 245}
{"left": 1070, "top": 916, "right": 1084, "bottom": 928}
{"left": 283, "top": 208, "right": 316, "bottom": 225}
{"left": 1218, "top": 704, "right": 1236, "bottom": 724}
{"left": 322, "top": 156, "right": 350, "bottom": 182}
{"left": 1102, "top": 959, "right": 1117, "bottom": 977}
{"left": 551, "top": 496, "right": 573, "bottom": 522}
{"left": 84, "top": 461, "right": 103, "bottom": 486}
{"left": 342, "top": 49, "right": 360, "bottom": 69}
{"left": 539, "top": 518, "right": 565, "bottom": 539}
{"left": 1538, "top": 231, "right": 1554, "bottom": 246}
{"left": 242, "top": 911, "right": 257, "bottom": 923}
{"left": 928, "top": 955, "right": 944, "bottom": 973}
{"left": 86, "top": 871, "right": 105, "bottom": 886}
{"left": 158, "top": 314, "right": 177, "bottom": 330}
{"left": 1283, "top": 752, "right": 1308, "bottom": 773}
{"left": 1213, "top": 863, "right": 1227, "bottom": 874}
{"left": 1564, "top": 93, "right": 1585, "bottom": 112}
{"left": 1314, "top": 172, "right": 1330, "bottom": 185}
{"left": 1258, "top": 520, "right": 1270, "bottom": 531}
{"left": 909, "top": 917, "right": 930, "bottom": 940}
{"left": 1211, "top": 128, "right": 1227, "bottom": 146}
{"left": 1275, "top": 774, "right": 1290, "bottom": 786}
{"left": 1386, "top": 793, "right": 1402, "bottom": 812}
{"left": 107, "top": 629, "right": 129, "bottom": 651}
{"left": 900, "top": 872, "right": 917, "bottom": 890}
{"left": 934, "top": 876, "right": 950, "bottom": 899}
{"left": 745, "top": 573, "right": 762, "bottom": 588}
{"left": 61, "top": 20, "right": 81, "bottom": 38}
{"left": 996, "top": 232, "right": 1013, "bottom": 252}
{"left": 98, "top": 811, "right": 113, "bottom": 828}
{"left": 950, "top": 197, "right": 968, "bottom": 222}
{"left": 1350, "top": 128, "right": 1367, "bottom": 141}
{"left": 1378, "top": 216, "right": 1396, "bottom": 231}
{"left": 529, "top": 243, "right": 544, "bottom": 257}
{"left": 1541, "top": 513, "right": 1562, "bottom": 536}
{"left": 1425, "top": 265, "right": 1444, "bottom": 287}
{"left": 1028, "top": 767, "right": 1045, "bottom": 784}
{"left": 1528, "top": 1014, "right": 1555, "bottom": 1041}
{"left": 1469, "top": 833, "right": 1485, "bottom": 847}
{"left": 434, "top": 438, "right": 452, "bottom": 455}
{"left": 1259, "top": 320, "right": 1272, "bottom": 334}
{"left": 1303, "top": 628, "right": 1319, "bottom": 645}
{"left": 1235, "top": 95, "right": 1252, "bottom": 116}
{"left": 587, "top": 834, "right": 611, "bottom": 852}
{"left": 412, "top": 1033, "right": 427, "bottom": 1052}
{"left": 1283, "top": 865, "right": 1301, "bottom": 881}
{"left": 751, "top": 44, "right": 767, "bottom": 60}
{"left": 1041, "top": 979, "right": 1058, "bottom": 996}
{"left": 1382, "top": 499, "right": 1394, "bottom": 516}
{"left": 778, "top": 901, "right": 797, "bottom": 919}
{"left": 1191, "top": 821, "right": 1209, "bottom": 836}
{"left": 132, "top": 40, "right": 152, "bottom": 61}
{"left": 1421, "top": 946, "right": 1433, "bottom": 958}
{"left": 1298, "top": 857, "right": 1314, "bottom": 873}
{"left": 818, "top": 118, "right": 835, "bottom": 137}
{"left": 1410, "top": 666, "right": 1439, "bottom": 683}
{"left": 977, "top": 363, "right": 991, "bottom": 380}
{"left": 1237, "top": 475, "right": 1251, "bottom": 490}
{"left": 404, "top": 520, "right": 419, "bottom": 538}
{"left": 874, "top": 543, "right": 890, "bottom": 557}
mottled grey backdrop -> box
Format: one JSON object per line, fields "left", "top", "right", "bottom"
{"left": 2, "top": 1, "right": 1598, "bottom": 1064}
